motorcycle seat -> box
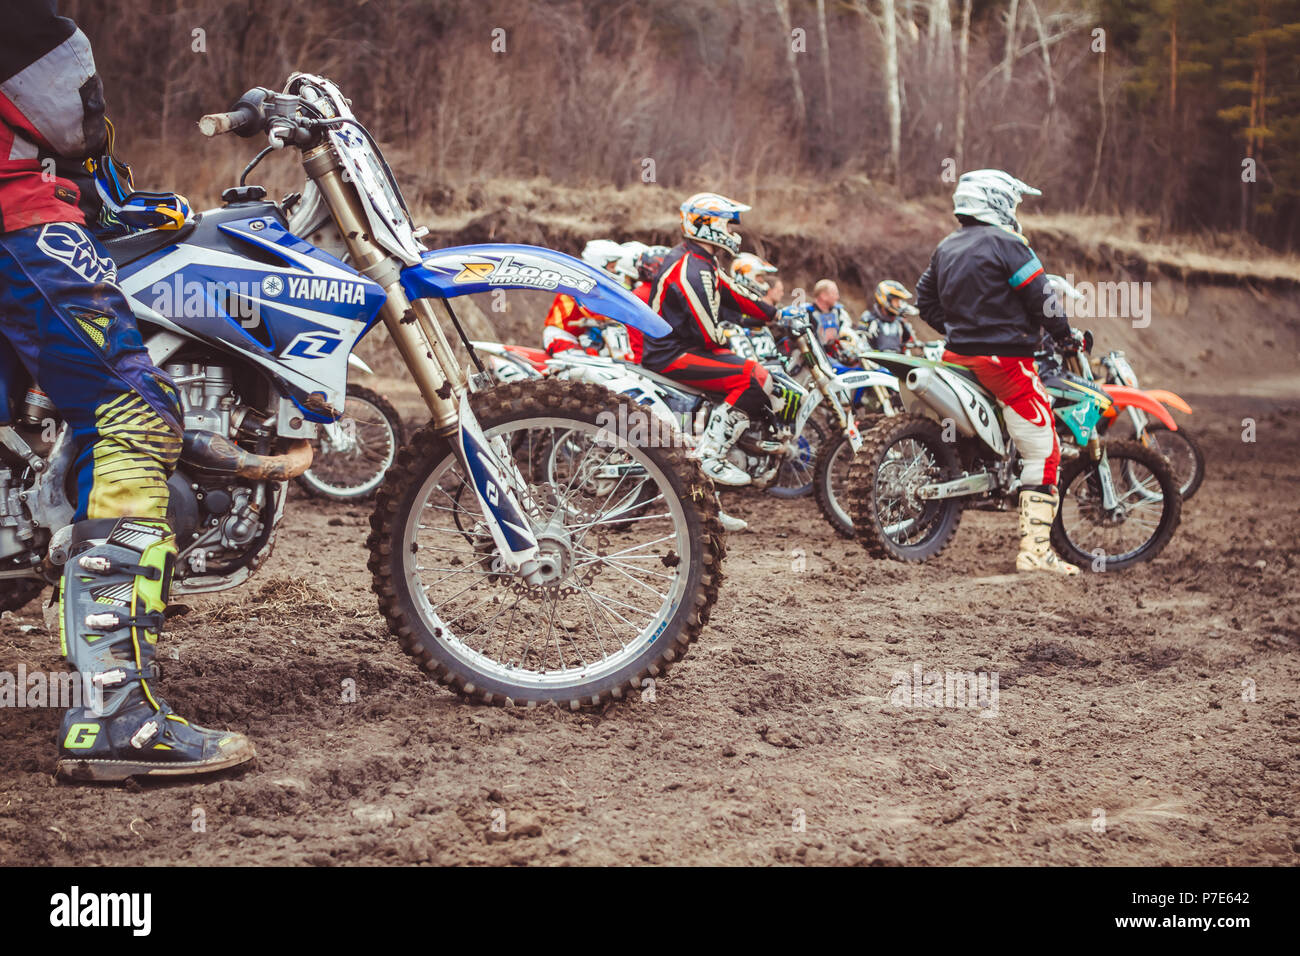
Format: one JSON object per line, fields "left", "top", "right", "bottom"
{"left": 102, "top": 223, "right": 196, "bottom": 267}
{"left": 609, "top": 358, "right": 710, "bottom": 400}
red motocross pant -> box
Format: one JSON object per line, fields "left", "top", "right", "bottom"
{"left": 942, "top": 351, "right": 1059, "bottom": 489}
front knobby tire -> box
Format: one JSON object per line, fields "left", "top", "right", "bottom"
{"left": 367, "top": 379, "right": 725, "bottom": 709}
{"left": 1051, "top": 439, "right": 1181, "bottom": 571}
{"left": 811, "top": 415, "right": 887, "bottom": 539}
{"left": 846, "top": 414, "right": 964, "bottom": 563}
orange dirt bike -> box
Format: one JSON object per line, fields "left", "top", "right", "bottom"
{"left": 1095, "top": 349, "right": 1203, "bottom": 500}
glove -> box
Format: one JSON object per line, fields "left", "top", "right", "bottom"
{"left": 1057, "top": 328, "right": 1088, "bottom": 355}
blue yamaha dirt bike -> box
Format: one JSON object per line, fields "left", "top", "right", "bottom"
{"left": 0, "top": 74, "right": 723, "bottom": 707}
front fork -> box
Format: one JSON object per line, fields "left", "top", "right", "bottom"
{"left": 304, "top": 147, "right": 540, "bottom": 569}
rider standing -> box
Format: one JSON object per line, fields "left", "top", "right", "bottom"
{"left": 1, "top": 1, "right": 255, "bottom": 779}
{"left": 642, "top": 193, "right": 777, "bottom": 488}
{"left": 914, "top": 169, "right": 1082, "bottom": 577}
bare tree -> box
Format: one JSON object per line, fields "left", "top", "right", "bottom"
{"left": 772, "top": 0, "right": 808, "bottom": 128}
{"left": 881, "top": 0, "right": 902, "bottom": 186}
{"left": 816, "top": 0, "right": 834, "bottom": 125}
{"left": 954, "top": 0, "right": 971, "bottom": 171}
{"left": 1001, "top": 0, "right": 1021, "bottom": 89}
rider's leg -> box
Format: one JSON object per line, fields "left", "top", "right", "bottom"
{"left": 0, "top": 222, "right": 257, "bottom": 780}
{"left": 659, "top": 349, "right": 769, "bottom": 488}
{"left": 942, "top": 352, "right": 1077, "bottom": 576}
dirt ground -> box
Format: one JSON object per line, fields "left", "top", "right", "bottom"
{"left": 1, "top": 384, "right": 1297, "bottom": 866}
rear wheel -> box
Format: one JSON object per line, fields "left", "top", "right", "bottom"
{"left": 767, "top": 417, "right": 826, "bottom": 499}
{"left": 368, "top": 379, "right": 725, "bottom": 708}
{"left": 846, "top": 415, "right": 964, "bottom": 562}
{"left": 1052, "top": 439, "right": 1181, "bottom": 570}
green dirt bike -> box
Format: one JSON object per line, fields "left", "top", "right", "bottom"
{"left": 846, "top": 336, "right": 1182, "bottom": 570}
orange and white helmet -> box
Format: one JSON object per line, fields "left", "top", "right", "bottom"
{"left": 731, "top": 253, "right": 779, "bottom": 298}
{"left": 680, "top": 192, "right": 750, "bottom": 255}
{"left": 874, "top": 279, "right": 918, "bottom": 318}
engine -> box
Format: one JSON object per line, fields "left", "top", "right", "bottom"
{"left": 162, "top": 362, "right": 275, "bottom": 578}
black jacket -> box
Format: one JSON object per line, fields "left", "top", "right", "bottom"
{"left": 914, "top": 223, "right": 1069, "bottom": 357}
{"left": 641, "top": 240, "right": 775, "bottom": 370}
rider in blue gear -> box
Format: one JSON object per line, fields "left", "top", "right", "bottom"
{"left": 1, "top": 0, "right": 255, "bottom": 781}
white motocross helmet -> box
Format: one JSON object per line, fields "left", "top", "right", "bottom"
{"left": 614, "top": 240, "right": 648, "bottom": 288}
{"left": 952, "top": 169, "right": 1041, "bottom": 232}
{"left": 680, "top": 192, "right": 750, "bottom": 255}
{"left": 582, "top": 239, "right": 644, "bottom": 289}
{"left": 731, "top": 252, "right": 779, "bottom": 297}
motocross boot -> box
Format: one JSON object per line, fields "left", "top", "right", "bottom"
{"left": 1015, "top": 488, "right": 1080, "bottom": 577}
{"left": 55, "top": 517, "right": 256, "bottom": 782}
{"left": 716, "top": 496, "right": 748, "bottom": 532}
{"left": 694, "top": 404, "right": 751, "bottom": 487}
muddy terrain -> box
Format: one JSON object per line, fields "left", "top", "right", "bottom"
{"left": 1, "top": 381, "right": 1296, "bottom": 866}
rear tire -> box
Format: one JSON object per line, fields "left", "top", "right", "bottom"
{"left": 767, "top": 416, "right": 826, "bottom": 499}
{"left": 847, "top": 415, "right": 964, "bottom": 563}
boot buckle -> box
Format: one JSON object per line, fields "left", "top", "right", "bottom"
{"left": 93, "top": 668, "right": 127, "bottom": 687}
{"left": 130, "top": 719, "right": 160, "bottom": 749}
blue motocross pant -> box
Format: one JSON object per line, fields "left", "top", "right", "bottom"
{"left": 0, "top": 221, "right": 182, "bottom": 521}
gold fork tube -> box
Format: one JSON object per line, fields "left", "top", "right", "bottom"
{"left": 302, "top": 146, "right": 460, "bottom": 430}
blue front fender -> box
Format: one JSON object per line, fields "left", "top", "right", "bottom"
{"left": 400, "top": 243, "right": 671, "bottom": 338}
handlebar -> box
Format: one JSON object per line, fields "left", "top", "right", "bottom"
{"left": 197, "top": 106, "right": 258, "bottom": 137}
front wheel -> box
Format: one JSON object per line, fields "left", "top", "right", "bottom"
{"left": 812, "top": 416, "right": 885, "bottom": 539}
{"left": 846, "top": 415, "right": 964, "bottom": 562}
{"left": 297, "top": 384, "right": 404, "bottom": 501}
{"left": 1134, "top": 423, "right": 1205, "bottom": 500}
{"left": 1051, "top": 439, "right": 1182, "bottom": 570}
{"left": 367, "top": 379, "right": 725, "bottom": 708}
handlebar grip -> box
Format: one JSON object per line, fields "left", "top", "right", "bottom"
{"left": 197, "top": 111, "right": 240, "bottom": 136}
{"left": 197, "top": 104, "right": 258, "bottom": 137}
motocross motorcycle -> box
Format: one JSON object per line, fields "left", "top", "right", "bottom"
{"left": 0, "top": 74, "right": 724, "bottom": 708}
{"left": 479, "top": 308, "right": 865, "bottom": 502}
{"left": 1038, "top": 275, "right": 1201, "bottom": 501}
{"left": 1096, "top": 349, "right": 1203, "bottom": 500}
{"left": 845, "top": 334, "right": 1182, "bottom": 570}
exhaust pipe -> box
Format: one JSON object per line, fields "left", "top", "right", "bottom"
{"left": 905, "top": 367, "right": 976, "bottom": 438}
{"left": 181, "top": 430, "right": 314, "bottom": 480}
